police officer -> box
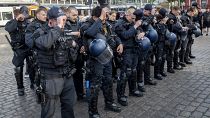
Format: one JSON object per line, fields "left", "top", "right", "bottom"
{"left": 138, "top": 4, "right": 157, "bottom": 85}
{"left": 107, "top": 11, "right": 120, "bottom": 81}
{"left": 191, "top": 2, "right": 201, "bottom": 57}
{"left": 25, "top": 7, "right": 48, "bottom": 48}
{"left": 5, "top": 6, "right": 32, "bottom": 96}
{"left": 115, "top": 7, "right": 143, "bottom": 107}
{"left": 180, "top": 7, "right": 197, "bottom": 65}
{"left": 80, "top": 6, "right": 121, "bottom": 118}
{"left": 133, "top": 9, "right": 149, "bottom": 92}
{"left": 32, "top": 6, "right": 76, "bottom": 118}
{"left": 64, "top": 6, "right": 85, "bottom": 100}
{"left": 166, "top": 6, "right": 183, "bottom": 73}
{"left": 169, "top": 7, "right": 184, "bottom": 71}
{"left": 153, "top": 8, "right": 169, "bottom": 80}
{"left": 193, "top": 6, "right": 203, "bottom": 36}
{"left": 25, "top": 7, "right": 48, "bottom": 89}
{"left": 167, "top": 7, "right": 188, "bottom": 69}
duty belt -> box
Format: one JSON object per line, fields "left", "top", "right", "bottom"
{"left": 40, "top": 66, "right": 76, "bottom": 78}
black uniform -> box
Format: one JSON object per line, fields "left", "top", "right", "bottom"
{"left": 25, "top": 19, "right": 48, "bottom": 88}
{"left": 65, "top": 18, "right": 85, "bottom": 100}
{"left": 80, "top": 18, "right": 121, "bottom": 118}
{"left": 193, "top": 11, "right": 203, "bottom": 35}
{"left": 107, "top": 19, "right": 121, "bottom": 81}
{"left": 166, "top": 12, "right": 182, "bottom": 72}
{"left": 180, "top": 14, "right": 197, "bottom": 64}
{"left": 138, "top": 15, "right": 157, "bottom": 85}
{"left": 115, "top": 17, "right": 143, "bottom": 106}
{"left": 153, "top": 22, "right": 168, "bottom": 80}
{"left": 33, "top": 24, "right": 76, "bottom": 118}
{"left": 5, "top": 18, "right": 32, "bottom": 96}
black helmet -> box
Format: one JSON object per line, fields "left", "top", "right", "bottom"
{"left": 20, "top": 6, "right": 29, "bottom": 18}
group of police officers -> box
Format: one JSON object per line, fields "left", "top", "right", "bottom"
{"left": 5, "top": 1, "right": 202, "bottom": 118}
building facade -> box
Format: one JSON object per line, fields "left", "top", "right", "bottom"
{"left": 184, "top": 0, "right": 210, "bottom": 9}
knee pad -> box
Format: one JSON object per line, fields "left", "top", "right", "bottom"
{"left": 118, "top": 71, "right": 127, "bottom": 82}
{"left": 157, "top": 57, "right": 162, "bottom": 62}
{"left": 14, "top": 66, "right": 23, "bottom": 73}
{"left": 90, "top": 84, "right": 100, "bottom": 97}
{"left": 14, "top": 66, "right": 23, "bottom": 75}
{"left": 132, "top": 69, "right": 137, "bottom": 76}
{"left": 126, "top": 68, "right": 132, "bottom": 77}
{"left": 162, "top": 54, "right": 166, "bottom": 60}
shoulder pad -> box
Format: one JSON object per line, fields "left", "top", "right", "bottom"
{"left": 180, "top": 15, "right": 188, "bottom": 21}
{"left": 167, "top": 14, "right": 174, "bottom": 19}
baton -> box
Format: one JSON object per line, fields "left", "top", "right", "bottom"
{"left": 5, "top": 35, "right": 18, "bottom": 56}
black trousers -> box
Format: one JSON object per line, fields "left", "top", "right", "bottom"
{"left": 87, "top": 58, "right": 114, "bottom": 114}
{"left": 40, "top": 73, "right": 75, "bottom": 118}
{"left": 154, "top": 42, "right": 166, "bottom": 76}
{"left": 116, "top": 49, "right": 138, "bottom": 98}
{"left": 73, "top": 54, "right": 84, "bottom": 99}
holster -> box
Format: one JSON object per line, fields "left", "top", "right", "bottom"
{"left": 36, "top": 85, "right": 46, "bottom": 104}
{"left": 35, "top": 71, "right": 46, "bottom": 104}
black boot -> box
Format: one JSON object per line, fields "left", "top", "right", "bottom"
{"left": 129, "top": 90, "right": 143, "bottom": 97}
{"left": 173, "top": 65, "right": 183, "bottom": 70}
{"left": 167, "top": 68, "right": 175, "bottom": 73}
{"left": 137, "top": 83, "right": 146, "bottom": 92}
{"left": 160, "top": 72, "right": 167, "bottom": 77}
{"left": 105, "top": 102, "right": 121, "bottom": 112}
{"left": 145, "top": 79, "right": 157, "bottom": 85}
{"left": 185, "top": 59, "right": 192, "bottom": 64}
{"left": 89, "top": 85, "right": 100, "bottom": 118}
{"left": 154, "top": 74, "right": 163, "bottom": 80}
{"left": 118, "top": 96, "right": 128, "bottom": 106}
{"left": 18, "top": 88, "right": 25, "bottom": 96}
{"left": 179, "top": 62, "right": 186, "bottom": 67}
{"left": 189, "top": 55, "right": 196, "bottom": 59}
{"left": 89, "top": 112, "right": 100, "bottom": 118}
{"left": 14, "top": 67, "right": 24, "bottom": 96}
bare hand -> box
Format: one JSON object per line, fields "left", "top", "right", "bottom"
{"left": 99, "top": 7, "right": 109, "bottom": 21}
{"left": 137, "top": 32, "right": 145, "bottom": 40}
{"left": 57, "top": 15, "right": 67, "bottom": 29}
{"left": 116, "top": 44, "right": 123, "bottom": 54}
{"left": 134, "top": 20, "right": 142, "bottom": 29}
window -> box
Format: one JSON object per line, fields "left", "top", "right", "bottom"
{"left": 201, "top": 0, "right": 207, "bottom": 9}
{"left": 2, "top": 12, "right": 13, "bottom": 20}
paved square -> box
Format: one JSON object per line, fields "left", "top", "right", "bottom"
{"left": 0, "top": 28, "right": 210, "bottom": 118}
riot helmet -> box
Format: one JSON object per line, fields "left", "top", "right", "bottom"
{"left": 136, "top": 36, "right": 151, "bottom": 51}
{"left": 146, "top": 28, "right": 158, "bottom": 43}
{"left": 193, "top": 28, "right": 201, "bottom": 37}
{"left": 89, "top": 39, "right": 113, "bottom": 64}
{"left": 165, "top": 30, "right": 177, "bottom": 46}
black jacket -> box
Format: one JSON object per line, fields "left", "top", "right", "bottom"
{"left": 115, "top": 17, "right": 137, "bottom": 48}
{"left": 5, "top": 19, "right": 29, "bottom": 48}
{"left": 25, "top": 19, "right": 48, "bottom": 48}
{"left": 167, "top": 12, "right": 182, "bottom": 34}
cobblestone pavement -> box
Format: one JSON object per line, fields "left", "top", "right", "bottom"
{"left": 0, "top": 30, "right": 210, "bottom": 118}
